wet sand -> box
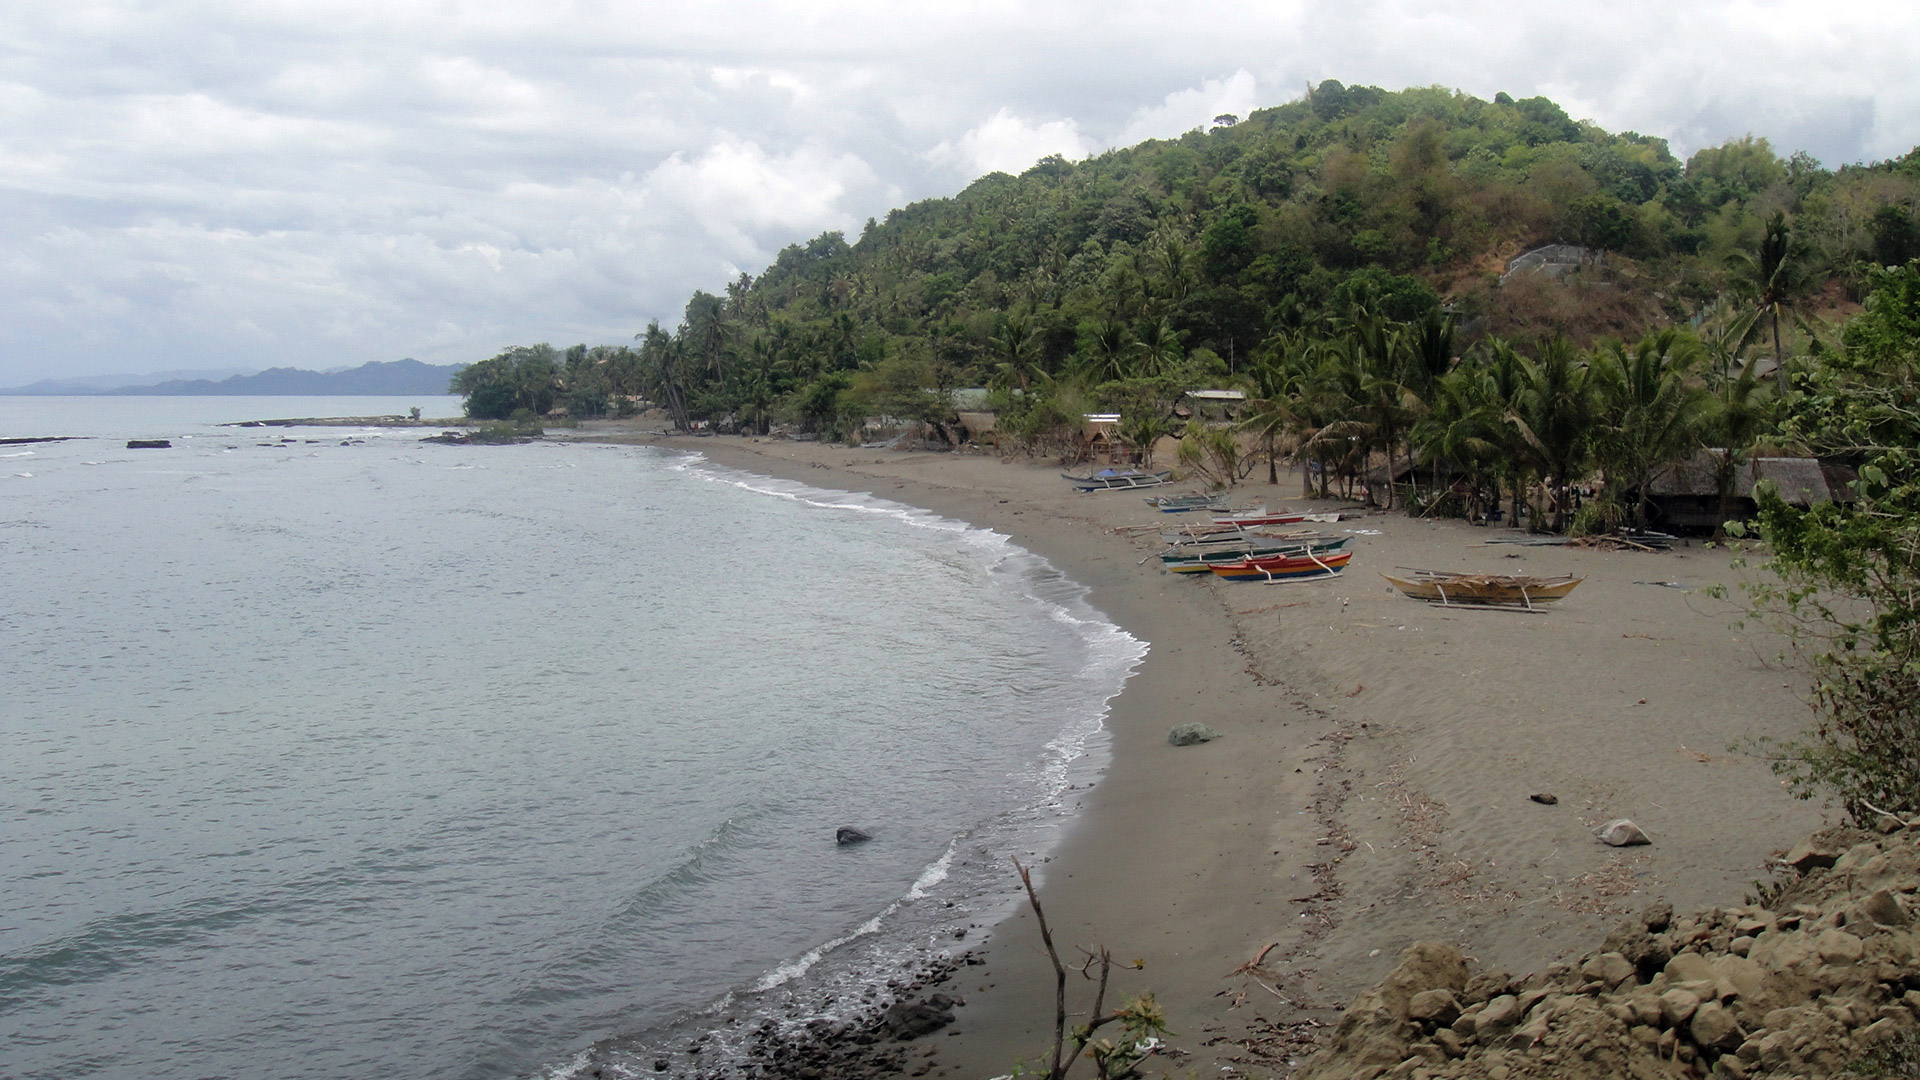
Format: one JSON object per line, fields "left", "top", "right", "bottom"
{"left": 593, "top": 428, "right": 1829, "bottom": 1078}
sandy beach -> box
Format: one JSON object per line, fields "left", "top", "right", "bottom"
{"left": 592, "top": 428, "right": 1830, "bottom": 1078}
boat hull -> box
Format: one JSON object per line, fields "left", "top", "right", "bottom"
{"left": 1063, "top": 469, "right": 1171, "bottom": 491}
{"left": 1208, "top": 549, "right": 1353, "bottom": 582}
{"left": 1162, "top": 536, "right": 1353, "bottom": 573}
{"left": 1209, "top": 511, "right": 1310, "bottom": 527}
{"left": 1380, "top": 572, "right": 1583, "bottom": 607}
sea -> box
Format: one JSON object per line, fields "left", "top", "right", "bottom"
{"left": 0, "top": 397, "right": 1145, "bottom": 1080}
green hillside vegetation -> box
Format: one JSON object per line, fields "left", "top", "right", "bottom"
{"left": 455, "top": 83, "right": 1919, "bottom": 521}
{"left": 449, "top": 82, "right": 1920, "bottom": 819}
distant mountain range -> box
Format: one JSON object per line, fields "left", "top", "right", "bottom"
{"left": 1, "top": 359, "right": 467, "bottom": 396}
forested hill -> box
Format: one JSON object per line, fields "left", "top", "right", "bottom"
{"left": 455, "top": 82, "right": 1920, "bottom": 433}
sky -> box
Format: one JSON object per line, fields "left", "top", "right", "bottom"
{"left": 1, "top": 1, "right": 1916, "bottom": 385}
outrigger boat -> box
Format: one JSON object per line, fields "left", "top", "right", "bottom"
{"left": 1161, "top": 535, "right": 1353, "bottom": 574}
{"left": 1160, "top": 522, "right": 1259, "bottom": 544}
{"left": 1209, "top": 508, "right": 1312, "bottom": 527}
{"left": 1144, "top": 491, "right": 1232, "bottom": 512}
{"left": 1063, "top": 468, "right": 1171, "bottom": 491}
{"left": 1381, "top": 570, "right": 1583, "bottom": 610}
{"left": 1208, "top": 548, "right": 1353, "bottom": 582}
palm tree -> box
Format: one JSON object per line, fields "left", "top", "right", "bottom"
{"left": 987, "top": 311, "right": 1043, "bottom": 392}
{"left": 1239, "top": 332, "right": 1315, "bottom": 486}
{"left": 1346, "top": 311, "right": 1415, "bottom": 508}
{"left": 1408, "top": 363, "right": 1503, "bottom": 518}
{"left": 1591, "top": 330, "right": 1714, "bottom": 527}
{"left": 1706, "top": 354, "right": 1778, "bottom": 534}
{"left": 1507, "top": 339, "right": 1597, "bottom": 532}
{"left": 636, "top": 321, "right": 692, "bottom": 431}
{"left": 1132, "top": 317, "right": 1185, "bottom": 379}
{"left": 1076, "top": 319, "right": 1136, "bottom": 384}
{"left": 1729, "top": 211, "right": 1813, "bottom": 363}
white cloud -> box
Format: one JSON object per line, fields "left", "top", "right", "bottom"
{"left": 0, "top": 0, "right": 1916, "bottom": 383}
{"left": 1116, "top": 70, "right": 1261, "bottom": 146}
{"left": 926, "top": 109, "right": 1098, "bottom": 177}
{"left": 645, "top": 139, "right": 884, "bottom": 257}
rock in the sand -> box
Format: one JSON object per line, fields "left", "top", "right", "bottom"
{"left": 1167, "top": 722, "right": 1221, "bottom": 746}
{"left": 836, "top": 826, "right": 872, "bottom": 845}
{"left": 1595, "top": 818, "right": 1651, "bottom": 846}
{"left": 1529, "top": 792, "right": 1559, "bottom": 805}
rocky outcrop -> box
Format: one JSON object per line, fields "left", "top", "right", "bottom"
{"left": 1294, "top": 824, "right": 1920, "bottom": 1080}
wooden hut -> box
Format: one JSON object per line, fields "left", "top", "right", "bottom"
{"left": 1645, "top": 453, "right": 1856, "bottom": 532}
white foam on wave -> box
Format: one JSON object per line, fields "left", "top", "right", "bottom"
{"left": 905, "top": 842, "right": 956, "bottom": 900}
{"left": 673, "top": 451, "right": 1148, "bottom": 804}
{"left": 752, "top": 911, "right": 889, "bottom": 991}
{"left": 572, "top": 448, "right": 1153, "bottom": 1070}
{"left": 2, "top": 449, "right": 34, "bottom": 458}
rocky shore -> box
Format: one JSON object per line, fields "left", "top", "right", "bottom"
{"left": 573, "top": 953, "right": 979, "bottom": 1080}
{"left": 1295, "top": 823, "right": 1920, "bottom": 1080}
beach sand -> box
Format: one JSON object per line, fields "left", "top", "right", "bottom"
{"left": 593, "top": 428, "right": 1829, "bottom": 1078}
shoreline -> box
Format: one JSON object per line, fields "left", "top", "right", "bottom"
{"left": 577, "top": 426, "right": 1832, "bottom": 1079}
{"left": 609, "top": 432, "right": 1395, "bottom": 1076}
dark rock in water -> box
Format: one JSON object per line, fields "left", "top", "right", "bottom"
{"left": 1167, "top": 722, "right": 1221, "bottom": 746}
{"left": 1529, "top": 792, "right": 1558, "bottom": 805}
{"left": 126, "top": 439, "right": 172, "bottom": 449}
{"left": 836, "top": 826, "right": 872, "bottom": 845}
{"left": 881, "top": 994, "right": 955, "bottom": 1040}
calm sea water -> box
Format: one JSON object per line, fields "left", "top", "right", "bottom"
{"left": 0, "top": 398, "right": 1143, "bottom": 1080}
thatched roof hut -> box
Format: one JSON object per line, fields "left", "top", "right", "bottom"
{"left": 1645, "top": 452, "right": 1856, "bottom": 531}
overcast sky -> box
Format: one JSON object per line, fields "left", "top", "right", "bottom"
{"left": 2, "top": 1, "right": 1915, "bottom": 384}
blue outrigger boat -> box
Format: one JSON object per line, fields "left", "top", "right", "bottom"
{"left": 1063, "top": 468, "right": 1171, "bottom": 491}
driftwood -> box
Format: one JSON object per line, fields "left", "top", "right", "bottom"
{"left": 1011, "top": 858, "right": 1159, "bottom": 1080}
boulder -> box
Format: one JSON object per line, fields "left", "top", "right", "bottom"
{"left": 1580, "top": 951, "right": 1635, "bottom": 988}
{"left": 1376, "top": 942, "right": 1471, "bottom": 1018}
{"left": 1595, "top": 819, "right": 1651, "bottom": 846}
{"left": 1666, "top": 952, "right": 1717, "bottom": 984}
{"left": 836, "top": 826, "right": 873, "bottom": 845}
{"left": 1473, "top": 993, "right": 1521, "bottom": 1034}
{"left": 1408, "top": 988, "right": 1461, "bottom": 1025}
{"left": 1815, "top": 929, "right": 1864, "bottom": 964}
{"left": 1862, "top": 888, "right": 1911, "bottom": 928}
{"left": 1690, "top": 1001, "right": 1743, "bottom": 1051}
{"left": 1167, "top": 722, "right": 1222, "bottom": 746}
{"left": 1660, "top": 988, "right": 1702, "bottom": 1027}
{"left": 881, "top": 994, "right": 954, "bottom": 1039}
{"left": 1782, "top": 842, "right": 1838, "bottom": 871}
{"left": 1642, "top": 902, "right": 1675, "bottom": 933}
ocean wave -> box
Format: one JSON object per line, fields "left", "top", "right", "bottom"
{"left": 550, "top": 450, "right": 1151, "bottom": 1079}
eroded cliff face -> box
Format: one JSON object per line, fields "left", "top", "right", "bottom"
{"left": 1294, "top": 824, "right": 1920, "bottom": 1080}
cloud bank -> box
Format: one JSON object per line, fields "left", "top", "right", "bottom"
{"left": 0, "top": 0, "right": 1915, "bottom": 382}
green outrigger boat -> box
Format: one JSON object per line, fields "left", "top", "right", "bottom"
{"left": 1159, "top": 534, "right": 1353, "bottom": 574}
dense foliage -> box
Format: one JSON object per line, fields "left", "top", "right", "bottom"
{"left": 1739, "top": 260, "right": 1920, "bottom": 818}
{"left": 453, "top": 82, "right": 1919, "bottom": 463}
{"left": 440, "top": 83, "right": 1920, "bottom": 820}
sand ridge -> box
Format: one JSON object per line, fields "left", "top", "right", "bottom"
{"left": 588, "top": 428, "right": 1829, "bottom": 1078}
